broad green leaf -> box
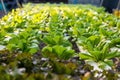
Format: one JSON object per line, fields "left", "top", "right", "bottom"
{"left": 106, "top": 51, "right": 120, "bottom": 59}
{"left": 98, "top": 61, "right": 111, "bottom": 70}
{"left": 29, "top": 43, "right": 39, "bottom": 54}
{"left": 29, "top": 48, "right": 38, "bottom": 54}
{"left": 104, "top": 60, "right": 113, "bottom": 67}
{"left": 53, "top": 45, "right": 66, "bottom": 56}
{"left": 79, "top": 53, "right": 93, "bottom": 60}
{"left": 42, "top": 46, "right": 53, "bottom": 57}
{"left": 61, "top": 49, "right": 74, "bottom": 60}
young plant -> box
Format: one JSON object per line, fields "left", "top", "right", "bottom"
{"left": 79, "top": 36, "right": 120, "bottom": 70}
{"left": 42, "top": 45, "right": 74, "bottom": 60}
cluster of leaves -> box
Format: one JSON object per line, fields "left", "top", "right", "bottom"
{"left": 0, "top": 3, "right": 120, "bottom": 79}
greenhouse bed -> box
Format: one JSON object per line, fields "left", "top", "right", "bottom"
{"left": 0, "top": 3, "right": 120, "bottom": 80}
